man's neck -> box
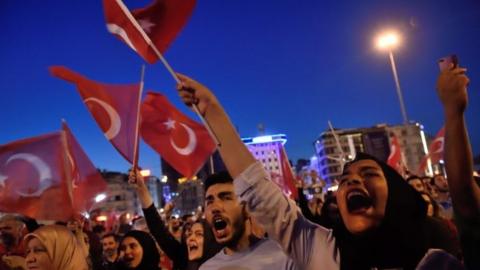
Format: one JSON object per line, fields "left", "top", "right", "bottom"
{"left": 105, "top": 254, "right": 118, "bottom": 263}
{"left": 224, "top": 224, "right": 259, "bottom": 255}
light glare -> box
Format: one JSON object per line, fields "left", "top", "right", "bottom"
{"left": 376, "top": 32, "right": 400, "bottom": 50}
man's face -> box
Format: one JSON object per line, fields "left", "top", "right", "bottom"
{"left": 205, "top": 183, "right": 246, "bottom": 246}
{"left": 408, "top": 178, "right": 425, "bottom": 193}
{"left": 102, "top": 235, "right": 119, "bottom": 258}
{"left": 168, "top": 216, "right": 182, "bottom": 232}
{"left": 337, "top": 160, "right": 388, "bottom": 235}
{"left": 433, "top": 175, "right": 449, "bottom": 192}
{"left": 0, "top": 219, "right": 22, "bottom": 248}
{"left": 66, "top": 219, "right": 83, "bottom": 233}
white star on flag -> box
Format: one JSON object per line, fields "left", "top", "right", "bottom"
{"left": 163, "top": 118, "right": 176, "bottom": 130}
{"left": 138, "top": 19, "right": 155, "bottom": 34}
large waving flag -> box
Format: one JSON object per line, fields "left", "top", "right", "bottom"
{"left": 417, "top": 126, "right": 445, "bottom": 174}
{"left": 140, "top": 92, "right": 216, "bottom": 178}
{"left": 63, "top": 122, "right": 108, "bottom": 213}
{"left": 0, "top": 132, "right": 74, "bottom": 220}
{"left": 50, "top": 66, "right": 141, "bottom": 164}
{"left": 103, "top": 0, "right": 196, "bottom": 64}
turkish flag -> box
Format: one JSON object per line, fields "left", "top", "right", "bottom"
{"left": 387, "top": 134, "right": 403, "bottom": 172}
{"left": 140, "top": 92, "right": 216, "bottom": 178}
{"left": 270, "top": 146, "right": 298, "bottom": 200}
{"left": 0, "top": 132, "right": 74, "bottom": 220}
{"left": 417, "top": 126, "right": 445, "bottom": 174}
{"left": 50, "top": 66, "right": 141, "bottom": 164}
{"left": 103, "top": 0, "right": 196, "bottom": 64}
{"left": 62, "top": 122, "right": 108, "bottom": 213}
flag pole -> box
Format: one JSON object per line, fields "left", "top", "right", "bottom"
{"left": 116, "top": 0, "right": 221, "bottom": 147}
{"left": 209, "top": 155, "right": 215, "bottom": 175}
{"left": 149, "top": 44, "right": 220, "bottom": 147}
{"left": 133, "top": 65, "right": 145, "bottom": 172}
{"left": 328, "top": 121, "right": 347, "bottom": 169}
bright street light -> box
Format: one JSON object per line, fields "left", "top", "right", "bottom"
{"left": 375, "top": 31, "right": 409, "bottom": 124}
{"left": 376, "top": 32, "right": 400, "bottom": 50}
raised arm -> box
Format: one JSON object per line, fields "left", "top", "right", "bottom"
{"left": 128, "top": 171, "right": 188, "bottom": 268}
{"left": 436, "top": 67, "right": 480, "bottom": 218}
{"left": 437, "top": 66, "right": 480, "bottom": 269}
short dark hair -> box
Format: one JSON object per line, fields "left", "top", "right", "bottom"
{"left": 102, "top": 232, "right": 119, "bottom": 243}
{"left": 406, "top": 175, "right": 421, "bottom": 183}
{"left": 204, "top": 171, "right": 233, "bottom": 194}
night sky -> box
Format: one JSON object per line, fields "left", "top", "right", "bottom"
{"left": 1, "top": 0, "right": 479, "bottom": 177}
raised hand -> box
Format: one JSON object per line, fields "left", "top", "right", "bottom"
{"left": 436, "top": 67, "right": 470, "bottom": 115}
{"left": 176, "top": 73, "right": 220, "bottom": 117}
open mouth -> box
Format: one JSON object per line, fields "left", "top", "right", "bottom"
{"left": 212, "top": 215, "right": 228, "bottom": 238}
{"left": 213, "top": 216, "right": 227, "bottom": 230}
{"left": 123, "top": 257, "right": 134, "bottom": 264}
{"left": 188, "top": 242, "right": 199, "bottom": 252}
{"left": 346, "top": 190, "right": 373, "bottom": 213}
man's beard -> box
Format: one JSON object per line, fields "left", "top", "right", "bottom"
{"left": 0, "top": 233, "right": 16, "bottom": 248}
{"left": 104, "top": 248, "right": 116, "bottom": 258}
{"left": 224, "top": 208, "right": 247, "bottom": 249}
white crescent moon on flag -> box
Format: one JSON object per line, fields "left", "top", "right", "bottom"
{"left": 432, "top": 138, "right": 444, "bottom": 154}
{"left": 106, "top": 24, "right": 137, "bottom": 52}
{"left": 84, "top": 97, "right": 122, "bottom": 140}
{"left": 5, "top": 153, "right": 53, "bottom": 197}
{"left": 170, "top": 123, "right": 197, "bottom": 156}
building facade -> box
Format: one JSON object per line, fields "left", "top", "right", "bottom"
{"left": 241, "top": 134, "right": 288, "bottom": 176}
{"left": 314, "top": 123, "right": 430, "bottom": 183}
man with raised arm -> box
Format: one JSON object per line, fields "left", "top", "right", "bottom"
{"left": 175, "top": 73, "right": 339, "bottom": 270}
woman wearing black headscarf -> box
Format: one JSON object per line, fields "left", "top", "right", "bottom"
{"left": 117, "top": 230, "right": 160, "bottom": 270}
{"left": 335, "top": 152, "right": 460, "bottom": 270}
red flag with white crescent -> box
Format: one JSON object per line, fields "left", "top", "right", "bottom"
{"left": 50, "top": 66, "right": 141, "bottom": 164}
{"left": 62, "top": 122, "right": 108, "bottom": 213}
{"left": 140, "top": 92, "right": 216, "bottom": 178}
{"left": 103, "top": 0, "right": 196, "bottom": 64}
{"left": 0, "top": 132, "right": 74, "bottom": 220}
{"left": 417, "top": 126, "right": 445, "bottom": 174}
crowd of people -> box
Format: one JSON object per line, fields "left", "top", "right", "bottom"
{"left": 0, "top": 65, "right": 478, "bottom": 270}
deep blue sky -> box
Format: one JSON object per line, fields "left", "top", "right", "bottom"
{"left": 1, "top": 0, "right": 479, "bottom": 177}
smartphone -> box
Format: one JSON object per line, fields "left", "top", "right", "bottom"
{"left": 438, "top": 54, "right": 458, "bottom": 71}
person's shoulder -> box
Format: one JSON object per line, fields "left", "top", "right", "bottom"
{"left": 200, "top": 249, "right": 226, "bottom": 268}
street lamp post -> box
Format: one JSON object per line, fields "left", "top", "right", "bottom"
{"left": 376, "top": 32, "right": 409, "bottom": 124}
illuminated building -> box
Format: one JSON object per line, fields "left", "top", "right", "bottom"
{"left": 241, "top": 134, "right": 288, "bottom": 175}
{"left": 314, "top": 123, "right": 429, "bottom": 183}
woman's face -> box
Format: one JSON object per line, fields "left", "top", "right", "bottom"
{"left": 186, "top": 223, "right": 204, "bottom": 261}
{"left": 337, "top": 159, "right": 388, "bottom": 235}
{"left": 25, "top": 238, "right": 54, "bottom": 270}
{"left": 119, "top": 236, "right": 143, "bottom": 268}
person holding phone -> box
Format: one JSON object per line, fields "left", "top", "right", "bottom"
{"left": 436, "top": 56, "right": 480, "bottom": 270}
